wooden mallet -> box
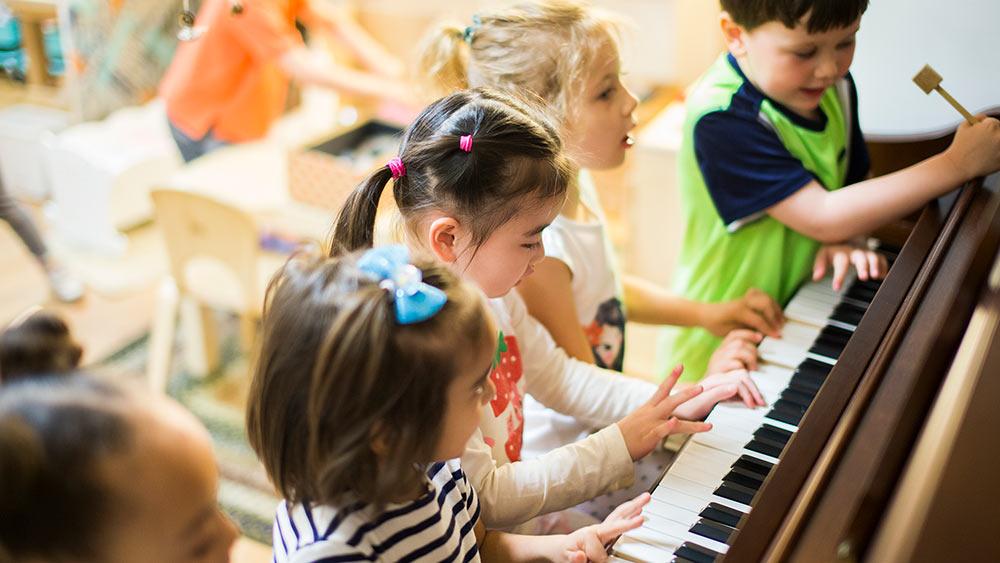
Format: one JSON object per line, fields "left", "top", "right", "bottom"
{"left": 913, "top": 64, "right": 979, "bottom": 124}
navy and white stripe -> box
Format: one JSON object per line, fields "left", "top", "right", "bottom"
{"left": 273, "top": 460, "right": 481, "bottom": 563}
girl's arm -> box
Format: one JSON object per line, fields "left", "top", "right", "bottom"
{"left": 769, "top": 117, "right": 1000, "bottom": 243}
{"left": 461, "top": 426, "right": 636, "bottom": 529}
{"left": 517, "top": 257, "right": 598, "bottom": 364}
{"left": 300, "top": 1, "right": 406, "bottom": 78}
{"left": 623, "top": 275, "right": 783, "bottom": 338}
{"left": 476, "top": 494, "right": 649, "bottom": 562}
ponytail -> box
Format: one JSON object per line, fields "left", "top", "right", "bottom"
{"left": 331, "top": 166, "right": 393, "bottom": 255}
{"left": 418, "top": 23, "right": 470, "bottom": 99}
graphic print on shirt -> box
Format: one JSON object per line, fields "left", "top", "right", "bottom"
{"left": 489, "top": 330, "right": 524, "bottom": 462}
{"left": 582, "top": 297, "right": 626, "bottom": 372}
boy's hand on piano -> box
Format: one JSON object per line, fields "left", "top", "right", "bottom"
{"left": 813, "top": 244, "right": 888, "bottom": 291}
{"left": 707, "top": 329, "right": 764, "bottom": 372}
{"left": 557, "top": 493, "right": 649, "bottom": 562}
{"left": 617, "top": 365, "right": 727, "bottom": 461}
{"left": 944, "top": 115, "right": 1000, "bottom": 181}
{"left": 700, "top": 369, "right": 766, "bottom": 409}
{"left": 703, "top": 288, "right": 784, "bottom": 338}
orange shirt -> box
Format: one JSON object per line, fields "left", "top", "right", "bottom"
{"left": 160, "top": 0, "right": 306, "bottom": 143}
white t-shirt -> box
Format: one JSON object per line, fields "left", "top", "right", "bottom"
{"left": 272, "top": 460, "right": 480, "bottom": 562}
{"left": 538, "top": 170, "right": 626, "bottom": 371}
{"left": 460, "top": 291, "right": 656, "bottom": 530}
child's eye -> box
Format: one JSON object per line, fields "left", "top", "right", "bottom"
{"left": 794, "top": 49, "right": 817, "bottom": 59}
{"left": 597, "top": 87, "right": 615, "bottom": 100}
{"left": 522, "top": 241, "right": 541, "bottom": 250}
{"left": 836, "top": 39, "right": 855, "bottom": 50}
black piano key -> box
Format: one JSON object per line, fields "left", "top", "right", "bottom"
{"left": 700, "top": 502, "right": 744, "bottom": 528}
{"left": 780, "top": 386, "right": 815, "bottom": 408}
{"left": 758, "top": 423, "right": 794, "bottom": 444}
{"left": 673, "top": 557, "right": 698, "bottom": 563}
{"left": 809, "top": 326, "right": 853, "bottom": 359}
{"left": 690, "top": 518, "right": 737, "bottom": 544}
{"left": 789, "top": 374, "right": 824, "bottom": 395}
{"left": 734, "top": 455, "right": 774, "bottom": 476}
{"left": 830, "top": 302, "right": 866, "bottom": 326}
{"left": 845, "top": 282, "right": 877, "bottom": 303}
{"left": 675, "top": 542, "right": 722, "bottom": 563}
{"left": 746, "top": 438, "right": 784, "bottom": 459}
{"left": 715, "top": 481, "right": 756, "bottom": 505}
{"left": 772, "top": 398, "right": 808, "bottom": 418}
{"left": 797, "top": 358, "right": 834, "bottom": 378}
{"left": 754, "top": 426, "right": 793, "bottom": 450}
{"left": 766, "top": 404, "right": 803, "bottom": 426}
{"left": 724, "top": 467, "right": 764, "bottom": 490}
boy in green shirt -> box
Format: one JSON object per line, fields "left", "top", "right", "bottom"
{"left": 660, "top": 0, "right": 1000, "bottom": 380}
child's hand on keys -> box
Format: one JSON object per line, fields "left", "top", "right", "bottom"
{"left": 699, "top": 369, "right": 766, "bottom": 409}
{"left": 617, "top": 365, "right": 734, "bottom": 460}
{"left": 703, "top": 288, "right": 784, "bottom": 338}
{"left": 813, "top": 244, "right": 888, "bottom": 291}
{"left": 707, "top": 329, "right": 764, "bottom": 372}
{"left": 944, "top": 115, "right": 1000, "bottom": 181}
{"left": 559, "top": 493, "right": 650, "bottom": 562}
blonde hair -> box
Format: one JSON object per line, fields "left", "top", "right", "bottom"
{"left": 420, "top": 0, "right": 624, "bottom": 123}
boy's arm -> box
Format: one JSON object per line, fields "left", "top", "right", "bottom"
{"left": 517, "top": 257, "right": 598, "bottom": 365}
{"left": 769, "top": 117, "right": 1000, "bottom": 242}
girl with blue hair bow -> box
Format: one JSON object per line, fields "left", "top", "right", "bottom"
{"left": 247, "top": 246, "right": 650, "bottom": 562}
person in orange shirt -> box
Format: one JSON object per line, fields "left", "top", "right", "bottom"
{"left": 160, "top": 0, "right": 414, "bottom": 162}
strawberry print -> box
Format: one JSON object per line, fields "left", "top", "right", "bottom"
{"left": 489, "top": 330, "right": 524, "bottom": 462}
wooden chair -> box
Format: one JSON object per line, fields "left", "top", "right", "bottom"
{"left": 146, "top": 189, "right": 284, "bottom": 390}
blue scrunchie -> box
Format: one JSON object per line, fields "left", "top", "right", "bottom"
{"left": 357, "top": 245, "right": 447, "bottom": 325}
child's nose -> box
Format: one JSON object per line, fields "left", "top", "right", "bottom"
{"left": 816, "top": 54, "right": 839, "bottom": 79}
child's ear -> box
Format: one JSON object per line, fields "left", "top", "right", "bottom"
{"left": 720, "top": 12, "right": 747, "bottom": 56}
{"left": 427, "top": 216, "right": 462, "bottom": 264}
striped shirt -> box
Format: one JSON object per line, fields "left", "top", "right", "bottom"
{"left": 272, "top": 460, "right": 481, "bottom": 562}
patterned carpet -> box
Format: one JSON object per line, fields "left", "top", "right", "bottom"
{"left": 92, "top": 317, "right": 277, "bottom": 545}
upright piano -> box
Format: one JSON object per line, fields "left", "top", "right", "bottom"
{"left": 610, "top": 150, "right": 1000, "bottom": 562}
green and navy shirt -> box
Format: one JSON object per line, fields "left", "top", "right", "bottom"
{"left": 658, "top": 53, "right": 870, "bottom": 381}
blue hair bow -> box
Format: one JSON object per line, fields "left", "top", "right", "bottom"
{"left": 357, "top": 245, "right": 448, "bottom": 325}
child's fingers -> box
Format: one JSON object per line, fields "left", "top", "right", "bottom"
{"left": 580, "top": 531, "right": 609, "bottom": 562}
{"left": 742, "top": 374, "right": 766, "bottom": 406}
{"left": 662, "top": 384, "right": 704, "bottom": 414}
{"left": 727, "top": 328, "right": 764, "bottom": 344}
{"left": 670, "top": 419, "right": 713, "bottom": 435}
{"left": 596, "top": 515, "right": 645, "bottom": 545}
{"left": 832, "top": 251, "right": 850, "bottom": 291}
{"left": 606, "top": 493, "right": 651, "bottom": 523}
{"left": 748, "top": 289, "right": 785, "bottom": 331}
{"left": 851, "top": 248, "right": 869, "bottom": 281}
{"left": 649, "top": 364, "right": 684, "bottom": 406}
{"left": 812, "top": 248, "right": 828, "bottom": 281}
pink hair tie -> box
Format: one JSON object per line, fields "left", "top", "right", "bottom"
{"left": 459, "top": 134, "right": 473, "bottom": 153}
{"left": 386, "top": 157, "right": 406, "bottom": 179}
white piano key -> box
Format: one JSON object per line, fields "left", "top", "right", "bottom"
{"left": 784, "top": 296, "right": 835, "bottom": 327}
{"left": 641, "top": 510, "right": 732, "bottom": 554}
{"left": 613, "top": 533, "right": 677, "bottom": 562}
{"left": 757, "top": 322, "right": 822, "bottom": 368}
{"left": 655, "top": 473, "right": 753, "bottom": 514}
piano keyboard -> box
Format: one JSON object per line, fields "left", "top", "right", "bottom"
{"left": 611, "top": 263, "right": 893, "bottom": 562}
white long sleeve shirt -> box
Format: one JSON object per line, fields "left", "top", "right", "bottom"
{"left": 461, "top": 291, "right": 658, "bottom": 529}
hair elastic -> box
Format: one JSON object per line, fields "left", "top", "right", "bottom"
{"left": 386, "top": 157, "right": 406, "bottom": 179}
{"left": 463, "top": 14, "right": 481, "bottom": 44}
{"left": 459, "top": 135, "right": 473, "bottom": 153}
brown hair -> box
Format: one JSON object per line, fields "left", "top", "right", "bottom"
{"left": 0, "top": 375, "right": 133, "bottom": 561}
{"left": 0, "top": 310, "right": 82, "bottom": 382}
{"left": 720, "top": 0, "right": 869, "bottom": 32}
{"left": 330, "top": 87, "right": 571, "bottom": 255}
{"left": 419, "top": 0, "right": 624, "bottom": 123}
{"left": 246, "top": 249, "right": 492, "bottom": 507}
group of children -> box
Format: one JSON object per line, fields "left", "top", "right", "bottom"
{"left": 2, "top": 0, "right": 999, "bottom": 561}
